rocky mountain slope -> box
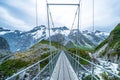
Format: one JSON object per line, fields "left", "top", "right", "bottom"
{"left": 0, "top": 40, "right": 60, "bottom": 79}
{"left": 0, "top": 37, "right": 10, "bottom": 57}
{"left": 94, "top": 23, "right": 120, "bottom": 64}
{"left": 67, "top": 29, "right": 95, "bottom": 49}
{"left": 82, "top": 30, "right": 109, "bottom": 46}
{"left": 64, "top": 29, "right": 109, "bottom": 50}
{"left": 0, "top": 25, "right": 46, "bottom": 52}
{"left": 0, "top": 25, "right": 109, "bottom": 52}
{"left": 0, "top": 37, "right": 11, "bottom": 63}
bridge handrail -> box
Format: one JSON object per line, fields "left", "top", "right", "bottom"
{"left": 32, "top": 51, "right": 60, "bottom": 80}
{"left": 66, "top": 50, "right": 120, "bottom": 79}
{"left": 65, "top": 52, "right": 99, "bottom": 80}
{"left": 6, "top": 52, "right": 55, "bottom": 80}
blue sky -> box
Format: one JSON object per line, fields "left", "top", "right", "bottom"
{"left": 0, "top": 0, "right": 120, "bottom": 32}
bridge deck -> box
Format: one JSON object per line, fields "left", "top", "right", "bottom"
{"left": 50, "top": 51, "right": 79, "bottom": 80}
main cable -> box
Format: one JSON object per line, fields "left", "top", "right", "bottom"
{"left": 93, "top": 0, "right": 95, "bottom": 32}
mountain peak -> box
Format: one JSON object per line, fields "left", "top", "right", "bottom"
{"left": 111, "top": 23, "right": 120, "bottom": 34}
{"left": 29, "top": 25, "right": 46, "bottom": 33}
{"left": 0, "top": 27, "right": 10, "bottom": 32}
{"left": 95, "top": 23, "right": 120, "bottom": 63}
{"left": 51, "top": 26, "right": 69, "bottom": 32}
{"left": 33, "top": 25, "right": 45, "bottom": 30}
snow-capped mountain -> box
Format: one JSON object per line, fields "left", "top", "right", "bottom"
{"left": 64, "top": 29, "right": 109, "bottom": 49}
{"left": 0, "top": 25, "right": 46, "bottom": 52}
{"left": 48, "top": 26, "right": 70, "bottom": 44}
{"left": 46, "top": 26, "right": 70, "bottom": 37}
{"left": 94, "top": 23, "right": 120, "bottom": 64}
{"left": 0, "top": 25, "right": 109, "bottom": 52}
{"left": 0, "top": 37, "right": 11, "bottom": 62}
{"left": 66, "top": 29, "right": 96, "bottom": 49}
{"left": 82, "top": 30, "right": 109, "bottom": 46}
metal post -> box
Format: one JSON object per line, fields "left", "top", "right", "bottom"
{"left": 93, "top": 0, "right": 94, "bottom": 32}
{"left": 91, "top": 57, "right": 94, "bottom": 80}
{"left": 38, "top": 63, "right": 40, "bottom": 79}
{"left": 46, "top": 2, "right": 81, "bottom": 76}
{"left": 76, "top": 2, "right": 80, "bottom": 75}
{"left": 36, "top": 0, "right": 38, "bottom": 27}
{"left": 46, "top": 3, "right": 53, "bottom": 76}
{"left": 92, "top": 0, "right": 94, "bottom": 79}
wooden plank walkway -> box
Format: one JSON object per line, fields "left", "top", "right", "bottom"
{"left": 50, "top": 51, "right": 79, "bottom": 80}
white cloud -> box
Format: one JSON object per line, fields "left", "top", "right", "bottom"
{"left": 0, "top": 0, "right": 120, "bottom": 32}
{"left": 80, "top": 0, "right": 120, "bottom": 31}
{"left": 0, "top": 7, "right": 31, "bottom": 31}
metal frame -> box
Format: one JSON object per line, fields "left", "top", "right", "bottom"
{"left": 6, "top": 52, "right": 60, "bottom": 80}
{"left": 47, "top": 3, "right": 80, "bottom": 6}
{"left": 46, "top": 2, "right": 80, "bottom": 73}
{"left": 66, "top": 50, "right": 120, "bottom": 79}
{"left": 65, "top": 52, "right": 99, "bottom": 80}
{"left": 6, "top": 55, "right": 51, "bottom": 80}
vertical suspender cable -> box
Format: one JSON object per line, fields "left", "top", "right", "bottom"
{"left": 91, "top": 0, "right": 95, "bottom": 80}
{"left": 71, "top": 7, "right": 78, "bottom": 30}
{"left": 36, "top": 0, "right": 38, "bottom": 27}
{"left": 48, "top": 8, "right": 60, "bottom": 49}
{"left": 80, "top": 0, "right": 82, "bottom": 32}
{"left": 76, "top": 0, "right": 80, "bottom": 74}
{"left": 93, "top": 0, "right": 94, "bottom": 32}
{"left": 49, "top": 8, "right": 55, "bottom": 28}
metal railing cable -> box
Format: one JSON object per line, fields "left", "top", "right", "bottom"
{"left": 65, "top": 50, "right": 120, "bottom": 79}
{"left": 32, "top": 51, "right": 60, "bottom": 80}
{"left": 65, "top": 52, "right": 99, "bottom": 80}
{"left": 6, "top": 52, "right": 60, "bottom": 80}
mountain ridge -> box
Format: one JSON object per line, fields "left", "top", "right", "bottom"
{"left": 94, "top": 23, "right": 120, "bottom": 65}
{"left": 0, "top": 25, "right": 109, "bottom": 52}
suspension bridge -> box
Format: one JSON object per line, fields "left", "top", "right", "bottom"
{"left": 5, "top": 0, "right": 120, "bottom": 80}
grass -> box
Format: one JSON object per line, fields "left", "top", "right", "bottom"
{"left": 95, "top": 39, "right": 108, "bottom": 51}
{"left": 67, "top": 40, "right": 94, "bottom": 52}
{"left": 83, "top": 75, "right": 100, "bottom": 80}
{"left": 0, "top": 50, "right": 57, "bottom": 79}
{"left": 0, "top": 59, "right": 30, "bottom": 77}
{"left": 95, "top": 23, "right": 120, "bottom": 57}
{"left": 108, "top": 23, "right": 120, "bottom": 47}
{"left": 31, "top": 40, "right": 64, "bottom": 49}
{"left": 68, "top": 48, "right": 91, "bottom": 65}
{"left": 101, "top": 72, "right": 120, "bottom": 80}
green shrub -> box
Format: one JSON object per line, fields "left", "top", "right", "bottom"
{"left": 83, "top": 75, "right": 100, "bottom": 80}
{"left": 101, "top": 72, "right": 120, "bottom": 80}
{"left": 68, "top": 48, "right": 91, "bottom": 65}
{"left": 0, "top": 59, "right": 29, "bottom": 77}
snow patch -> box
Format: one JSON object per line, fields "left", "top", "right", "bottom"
{"left": 0, "top": 32, "right": 8, "bottom": 35}
{"left": 32, "top": 30, "right": 43, "bottom": 40}
{"left": 0, "top": 31, "right": 13, "bottom": 35}
{"left": 94, "top": 43, "right": 108, "bottom": 57}
{"left": 94, "top": 58, "right": 119, "bottom": 79}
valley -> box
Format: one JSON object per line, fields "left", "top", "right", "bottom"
{"left": 0, "top": 24, "right": 120, "bottom": 80}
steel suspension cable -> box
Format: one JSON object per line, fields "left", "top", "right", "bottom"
{"left": 71, "top": 7, "right": 78, "bottom": 30}
{"left": 93, "top": 0, "right": 95, "bottom": 32}
{"left": 36, "top": 0, "right": 38, "bottom": 27}
{"left": 48, "top": 6, "right": 61, "bottom": 49}
{"left": 48, "top": 7, "right": 55, "bottom": 28}
{"left": 66, "top": 50, "right": 120, "bottom": 79}
{"left": 92, "top": 0, "right": 95, "bottom": 79}
{"left": 66, "top": 52, "right": 99, "bottom": 80}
